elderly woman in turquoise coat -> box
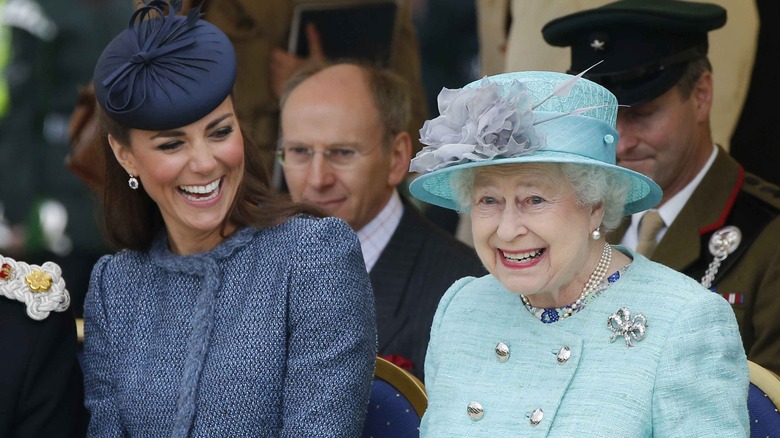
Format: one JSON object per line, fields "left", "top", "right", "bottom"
{"left": 409, "top": 71, "right": 749, "bottom": 436}
{"left": 83, "top": 1, "right": 376, "bottom": 436}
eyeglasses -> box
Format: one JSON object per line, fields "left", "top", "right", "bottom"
{"left": 276, "top": 144, "right": 378, "bottom": 169}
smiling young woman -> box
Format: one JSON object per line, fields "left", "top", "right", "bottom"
{"left": 83, "top": 2, "right": 376, "bottom": 436}
{"left": 105, "top": 97, "right": 245, "bottom": 255}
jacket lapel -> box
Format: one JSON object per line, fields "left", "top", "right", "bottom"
{"left": 369, "top": 204, "right": 426, "bottom": 351}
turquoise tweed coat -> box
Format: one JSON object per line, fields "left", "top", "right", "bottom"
{"left": 83, "top": 217, "right": 377, "bottom": 437}
{"left": 421, "top": 247, "right": 749, "bottom": 437}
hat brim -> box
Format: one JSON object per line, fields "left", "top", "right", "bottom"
{"left": 409, "top": 150, "right": 662, "bottom": 215}
{"left": 542, "top": 2, "right": 727, "bottom": 46}
{"left": 588, "top": 61, "right": 687, "bottom": 106}
{"left": 541, "top": 0, "right": 726, "bottom": 106}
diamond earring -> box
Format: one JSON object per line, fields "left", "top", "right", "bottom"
{"left": 591, "top": 227, "right": 602, "bottom": 240}
{"left": 128, "top": 175, "right": 139, "bottom": 190}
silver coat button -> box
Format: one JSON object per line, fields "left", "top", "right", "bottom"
{"left": 556, "top": 346, "right": 571, "bottom": 364}
{"left": 529, "top": 408, "right": 544, "bottom": 426}
{"left": 467, "top": 401, "right": 484, "bottom": 421}
{"left": 495, "top": 342, "right": 510, "bottom": 362}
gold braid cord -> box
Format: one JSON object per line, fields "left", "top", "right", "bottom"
{"left": 0, "top": 255, "right": 70, "bottom": 320}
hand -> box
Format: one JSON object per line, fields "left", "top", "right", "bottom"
{"left": 270, "top": 22, "right": 326, "bottom": 98}
{"left": 0, "top": 222, "right": 27, "bottom": 256}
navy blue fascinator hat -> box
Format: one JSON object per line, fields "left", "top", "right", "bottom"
{"left": 93, "top": 0, "right": 237, "bottom": 130}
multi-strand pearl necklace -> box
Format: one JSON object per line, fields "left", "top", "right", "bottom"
{"left": 521, "top": 243, "right": 613, "bottom": 322}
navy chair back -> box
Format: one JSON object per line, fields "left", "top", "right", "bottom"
{"left": 747, "top": 360, "right": 780, "bottom": 437}
{"left": 362, "top": 356, "right": 427, "bottom": 438}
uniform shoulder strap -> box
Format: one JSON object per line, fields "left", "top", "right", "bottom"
{"left": 741, "top": 172, "right": 780, "bottom": 212}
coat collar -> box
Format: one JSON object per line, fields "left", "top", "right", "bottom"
{"left": 653, "top": 146, "right": 743, "bottom": 270}
{"left": 369, "top": 201, "right": 427, "bottom": 351}
{"left": 611, "top": 146, "right": 743, "bottom": 271}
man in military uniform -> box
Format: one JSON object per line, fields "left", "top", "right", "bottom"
{"left": 543, "top": 0, "right": 780, "bottom": 374}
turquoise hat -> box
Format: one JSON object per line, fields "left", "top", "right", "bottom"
{"left": 408, "top": 70, "right": 662, "bottom": 215}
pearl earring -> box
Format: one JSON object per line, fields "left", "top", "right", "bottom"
{"left": 591, "top": 227, "right": 602, "bottom": 240}
{"left": 128, "top": 175, "right": 139, "bottom": 190}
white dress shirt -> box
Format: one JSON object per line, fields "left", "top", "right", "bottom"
{"left": 621, "top": 145, "right": 718, "bottom": 250}
{"left": 356, "top": 190, "right": 404, "bottom": 272}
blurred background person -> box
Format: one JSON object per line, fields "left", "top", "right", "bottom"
{"left": 192, "top": 0, "right": 429, "bottom": 175}
{"left": 0, "top": 0, "right": 131, "bottom": 316}
{"left": 278, "top": 62, "right": 484, "bottom": 379}
{"left": 477, "top": 0, "right": 757, "bottom": 153}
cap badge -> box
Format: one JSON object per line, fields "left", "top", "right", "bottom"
{"left": 590, "top": 38, "right": 606, "bottom": 51}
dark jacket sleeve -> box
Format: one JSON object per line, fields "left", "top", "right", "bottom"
{"left": 0, "top": 299, "right": 87, "bottom": 438}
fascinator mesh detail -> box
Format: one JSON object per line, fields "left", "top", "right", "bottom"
{"left": 410, "top": 63, "right": 613, "bottom": 174}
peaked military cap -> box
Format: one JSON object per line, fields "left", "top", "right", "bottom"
{"left": 542, "top": 0, "right": 726, "bottom": 105}
{"left": 93, "top": 0, "right": 237, "bottom": 130}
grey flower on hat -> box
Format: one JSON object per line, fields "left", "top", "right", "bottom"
{"left": 407, "top": 68, "right": 663, "bottom": 215}
{"left": 411, "top": 78, "right": 541, "bottom": 173}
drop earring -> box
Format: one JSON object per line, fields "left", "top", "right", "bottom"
{"left": 591, "top": 227, "right": 602, "bottom": 240}
{"left": 128, "top": 175, "right": 139, "bottom": 190}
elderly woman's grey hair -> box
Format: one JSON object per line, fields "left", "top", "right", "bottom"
{"left": 450, "top": 163, "right": 630, "bottom": 232}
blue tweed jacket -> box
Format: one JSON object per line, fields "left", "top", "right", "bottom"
{"left": 83, "top": 216, "right": 377, "bottom": 437}
{"left": 421, "top": 247, "right": 749, "bottom": 437}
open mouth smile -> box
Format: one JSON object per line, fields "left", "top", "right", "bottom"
{"left": 502, "top": 248, "right": 544, "bottom": 263}
{"left": 178, "top": 177, "right": 222, "bottom": 202}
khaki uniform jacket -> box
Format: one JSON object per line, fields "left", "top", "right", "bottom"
{"left": 203, "top": 0, "right": 428, "bottom": 168}
{"left": 609, "top": 147, "right": 780, "bottom": 374}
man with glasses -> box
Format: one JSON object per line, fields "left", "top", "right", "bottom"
{"left": 278, "top": 62, "right": 484, "bottom": 379}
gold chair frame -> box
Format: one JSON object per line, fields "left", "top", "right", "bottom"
{"left": 374, "top": 356, "right": 428, "bottom": 418}
{"left": 748, "top": 360, "right": 780, "bottom": 409}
